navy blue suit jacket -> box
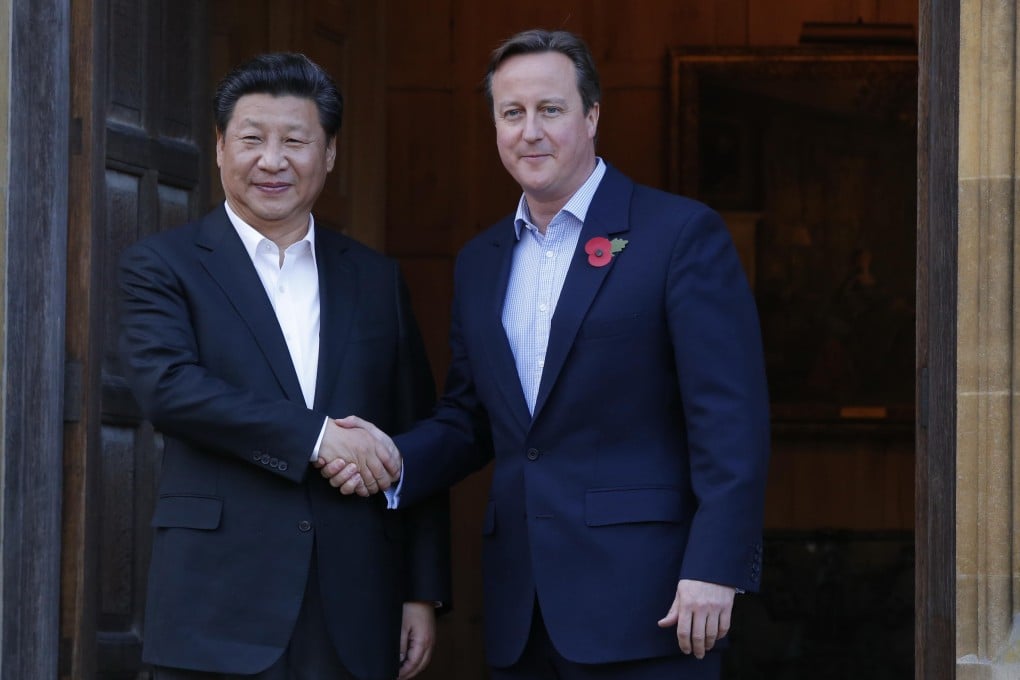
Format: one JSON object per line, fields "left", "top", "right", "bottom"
{"left": 395, "top": 165, "right": 770, "bottom": 668}
{"left": 118, "top": 206, "right": 450, "bottom": 680}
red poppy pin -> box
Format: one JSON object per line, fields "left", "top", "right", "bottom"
{"left": 584, "top": 236, "right": 628, "bottom": 267}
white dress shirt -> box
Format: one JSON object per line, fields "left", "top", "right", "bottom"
{"left": 224, "top": 201, "right": 326, "bottom": 458}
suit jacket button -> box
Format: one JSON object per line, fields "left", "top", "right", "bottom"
{"left": 278, "top": 461, "right": 288, "bottom": 472}
{"left": 252, "top": 450, "right": 262, "bottom": 461}
{"left": 526, "top": 448, "right": 539, "bottom": 461}
{"left": 269, "top": 457, "right": 279, "bottom": 468}
{"left": 298, "top": 520, "right": 312, "bottom": 532}
{"left": 260, "top": 454, "right": 271, "bottom": 465}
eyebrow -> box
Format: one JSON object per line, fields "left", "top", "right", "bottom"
{"left": 235, "top": 118, "right": 314, "bottom": 134}
{"left": 496, "top": 97, "right": 569, "bottom": 109}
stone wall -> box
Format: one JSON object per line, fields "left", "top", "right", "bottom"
{"left": 957, "top": 0, "right": 1020, "bottom": 677}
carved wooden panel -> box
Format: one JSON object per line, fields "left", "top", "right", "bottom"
{"left": 93, "top": 2, "right": 209, "bottom": 676}
{"left": 107, "top": 0, "right": 145, "bottom": 127}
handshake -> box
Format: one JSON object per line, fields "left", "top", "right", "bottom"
{"left": 314, "top": 415, "right": 400, "bottom": 496}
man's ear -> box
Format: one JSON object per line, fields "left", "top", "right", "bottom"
{"left": 586, "top": 102, "right": 600, "bottom": 139}
{"left": 215, "top": 130, "right": 225, "bottom": 168}
{"left": 326, "top": 136, "right": 337, "bottom": 172}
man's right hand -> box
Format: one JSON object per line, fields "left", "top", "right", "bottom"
{"left": 316, "top": 418, "right": 401, "bottom": 496}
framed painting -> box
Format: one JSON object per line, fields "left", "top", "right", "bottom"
{"left": 668, "top": 47, "right": 918, "bottom": 423}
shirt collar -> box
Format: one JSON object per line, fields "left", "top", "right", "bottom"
{"left": 224, "top": 201, "right": 317, "bottom": 263}
{"left": 513, "top": 158, "right": 607, "bottom": 240}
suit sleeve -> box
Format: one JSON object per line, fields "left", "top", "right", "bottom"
{"left": 389, "top": 270, "right": 453, "bottom": 607}
{"left": 117, "top": 241, "right": 324, "bottom": 483}
{"left": 666, "top": 206, "right": 770, "bottom": 592}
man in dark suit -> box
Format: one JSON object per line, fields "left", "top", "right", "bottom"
{"left": 118, "top": 53, "right": 450, "bottom": 680}
{"left": 326, "top": 29, "right": 770, "bottom": 679}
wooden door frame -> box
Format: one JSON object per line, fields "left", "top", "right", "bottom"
{"left": 915, "top": 0, "right": 958, "bottom": 678}
{"left": 60, "top": 0, "right": 106, "bottom": 677}
{"left": 1, "top": 0, "right": 71, "bottom": 678}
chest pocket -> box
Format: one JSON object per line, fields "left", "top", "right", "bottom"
{"left": 578, "top": 313, "right": 661, "bottom": 341}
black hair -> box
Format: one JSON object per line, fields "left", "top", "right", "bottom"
{"left": 213, "top": 52, "right": 343, "bottom": 138}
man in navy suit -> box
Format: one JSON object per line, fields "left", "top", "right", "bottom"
{"left": 119, "top": 53, "right": 450, "bottom": 680}
{"left": 326, "top": 29, "right": 770, "bottom": 679}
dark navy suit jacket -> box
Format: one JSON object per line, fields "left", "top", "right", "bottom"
{"left": 118, "top": 206, "right": 450, "bottom": 680}
{"left": 395, "top": 165, "right": 769, "bottom": 669}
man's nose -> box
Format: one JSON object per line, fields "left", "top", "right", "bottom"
{"left": 523, "top": 112, "right": 544, "bottom": 141}
{"left": 257, "top": 140, "right": 288, "bottom": 170}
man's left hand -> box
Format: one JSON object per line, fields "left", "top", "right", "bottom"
{"left": 398, "top": 601, "right": 436, "bottom": 679}
{"left": 657, "top": 579, "right": 735, "bottom": 658}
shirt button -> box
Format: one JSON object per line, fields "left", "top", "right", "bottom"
{"left": 298, "top": 520, "right": 312, "bottom": 532}
{"left": 538, "top": 360, "right": 545, "bottom": 368}
{"left": 539, "top": 304, "right": 548, "bottom": 312}
{"left": 546, "top": 251, "right": 554, "bottom": 258}
{"left": 527, "top": 448, "right": 539, "bottom": 460}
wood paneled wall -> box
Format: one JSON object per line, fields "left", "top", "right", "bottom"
{"left": 383, "top": 2, "right": 917, "bottom": 677}
{"left": 209, "top": 0, "right": 387, "bottom": 250}
{"left": 386, "top": 0, "right": 919, "bottom": 379}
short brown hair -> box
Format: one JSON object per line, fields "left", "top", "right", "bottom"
{"left": 483, "top": 29, "right": 601, "bottom": 116}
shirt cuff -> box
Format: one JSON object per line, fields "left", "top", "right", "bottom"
{"left": 310, "top": 417, "right": 329, "bottom": 461}
{"left": 384, "top": 472, "right": 404, "bottom": 509}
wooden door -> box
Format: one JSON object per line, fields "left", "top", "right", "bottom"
{"left": 62, "top": 2, "right": 385, "bottom": 678}
{"left": 62, "top": 1, "right": 210, "bottom": 678}
{"left": 209, "top": 0, "right": 386, "bottom": 249}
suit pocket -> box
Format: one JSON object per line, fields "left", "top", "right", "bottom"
{"left": 585, "top": 487, "right": 687, "bottom": 527}
{"left": 151, "top": 494, "right": 223, "bottom": 530}
{"left": 578, "top": 313, "right": 661, "bottom": 340}
{"left": 579, "top": 314, "right": 642, "bottom": 340}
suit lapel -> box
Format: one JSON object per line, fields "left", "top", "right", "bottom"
{"left": 531, "top": 166, "right": 633, "bottom": 421}
{"left": 477, "top": 219, "right": 533, "bottom": 432}
{"left": 312, "top": 229, "right": 356, "bottom": 411}
{"left": 195, "top": 207, "right": 306, "bottom": 405}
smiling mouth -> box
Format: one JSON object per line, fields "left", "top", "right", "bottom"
{"left": 254, "top": 182, "right": 291, "bottom": 192}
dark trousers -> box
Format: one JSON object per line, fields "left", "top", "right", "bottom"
{"left": 489, "top": 600, "right": 721, "bottom": 680}
{"left": 152, "top": 556, "right": 353, "bottom": 680}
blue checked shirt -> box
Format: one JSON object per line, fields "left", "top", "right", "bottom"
{"left": 388, "top": 159, "right": 607, "bottom": 508}
{"left": 502, "top": 159, "right": 607, "bottom": 414}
